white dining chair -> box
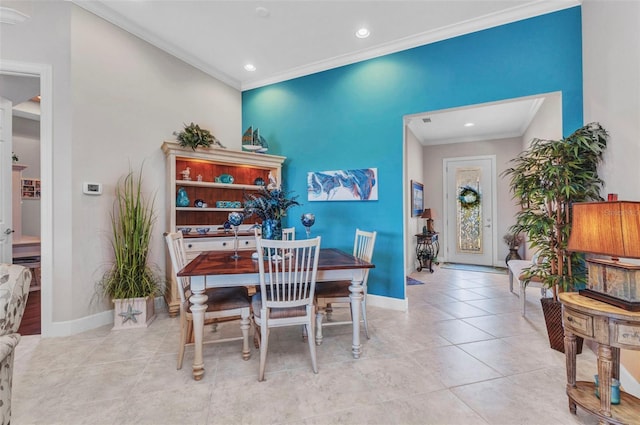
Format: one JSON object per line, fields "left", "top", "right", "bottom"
{"left": 165, "top": 232, "right": 252, "bottom": 369}
{"left": 252, "top": 236, "right": 321, "bottom": 381}
{"left": 315, "top": 228, "right": 376, "bottom": 345}
{"left": 282, "top": 227, "right": 295, "bottom": 241}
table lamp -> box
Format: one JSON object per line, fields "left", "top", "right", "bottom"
{"left": 567, "top": 201, "right": 640, "bottom": 311}
{"left": 421, "top": 209, "right": 435, "bottom": 234}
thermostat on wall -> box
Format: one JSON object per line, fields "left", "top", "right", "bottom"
{"left": 83, "top": 182, "right": 102, "bottom": 195}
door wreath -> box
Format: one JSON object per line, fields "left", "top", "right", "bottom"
{"left": 458, "top": 186, "right": 481, "bottom": 209}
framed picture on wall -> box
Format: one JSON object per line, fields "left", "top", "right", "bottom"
{"left": 411, "top": 180, "right": 424, "bottom": 217}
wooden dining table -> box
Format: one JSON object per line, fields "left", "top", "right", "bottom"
{"left": 178, "top": 247, "right": 375, "bottom": 380}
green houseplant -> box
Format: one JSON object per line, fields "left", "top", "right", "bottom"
{"left": 98, "top": 166, "right": 162, "bottom": 329}
{"left": 502, "top": 122, "right": 608, "bottom": 351}
{"left": 244, "top": 187, "right": 300, "bottom": 240}
{"left": 173, "top": 122, "right": 225, "bottom": 150}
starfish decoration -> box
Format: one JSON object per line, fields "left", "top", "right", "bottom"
{"left": 119, "top": 304, "right": 142, "bottom": 324}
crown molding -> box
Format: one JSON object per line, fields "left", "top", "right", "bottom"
{"left": 0, "top": 6, "right": 30, "bottom": 25}
{"left": 72, "top": 1, "right": 241, "bottom": 89}
{"left": 241, "top": 0, "right": 581, "bottom": 91}
{"left": 73, "top": 0, "right": 581, "bottom": 92}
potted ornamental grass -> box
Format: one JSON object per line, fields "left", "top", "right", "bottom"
{"left": 97, "top": 165, "right": 163, "bottom": 329}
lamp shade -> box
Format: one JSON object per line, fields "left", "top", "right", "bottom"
{"left": 568, "top": 201, "right": 640, "bottom": 259}
{"left": 421, "top": 209, "right": 432, "bottom": 219}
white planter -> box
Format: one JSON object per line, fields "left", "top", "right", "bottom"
{"left": 112, "top": 296, "right": 156, "bottom": 330}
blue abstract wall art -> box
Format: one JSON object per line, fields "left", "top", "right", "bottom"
{"left": 307, "top": 168, "right": 378, "bottom": 201}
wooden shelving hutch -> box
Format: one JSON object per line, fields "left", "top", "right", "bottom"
{"left": 162, "top": 141, "right": 285, "bottom": 316}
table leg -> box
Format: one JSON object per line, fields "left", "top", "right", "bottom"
{"left": 564, "top": 332, "right": 577, "bottom": 414}
{"left": 349, "top": 273, "right": 364, "bottom": 359}
{"left": 597, "top": 344, "right": 613, "bottom": 419}
{"left": 189, "top": 275, "right": 208, "bottom": 381}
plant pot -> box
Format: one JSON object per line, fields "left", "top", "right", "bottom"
{"left": 261, "top": 218, "right": 282, "bottom": 240}
{"left": 113, "top": 296, "right": 156, "bottom": 330}
{"left": 540, "top": 297, "right": 583, "bottom": 354}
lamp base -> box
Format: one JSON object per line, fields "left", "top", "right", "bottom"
{"left": 583, "top": 258, "right": 640, "bottom": 311}
{"left": 578, "top": 289, "right": 640, "bottom": 312}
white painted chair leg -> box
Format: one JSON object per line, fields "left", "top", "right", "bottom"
{"left": 306, "top": 320, "right": 318, "bottom": 374}
{"left": 258, "top": 318, "right": 269, "bottom": 382}
{"left": 241, "top": 310, "right": 251, "bottom": 360}
{"left": 361, "top": 299, "right": 370, "bottom": 339}
{"left": 520, "top": 281, "right": 526, "bottom": 317}
{"left": 315, "top": 310, "right": 324, "bottom": 345}
{"left": 177, "top": 315, "right": 188, "bottom": 370}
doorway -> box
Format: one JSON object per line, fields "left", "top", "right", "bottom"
{"left": 443, "top": 156, "right": 496, "bottom": 266}
{"left": 0, "top": 61, "right": 52, "bottom": 336}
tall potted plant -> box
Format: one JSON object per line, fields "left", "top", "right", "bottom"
{"left": 502, "top": 122, "right": 608, "bottom": 351}
{"left": 98, "top": 166, "right": 162, "bottom": 329}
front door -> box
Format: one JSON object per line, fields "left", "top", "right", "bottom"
{"left": 444, "top": 156, "right": 495, "bottom": 266}
{"left": 0, "top": 97, "right": 13, "bottom": 263}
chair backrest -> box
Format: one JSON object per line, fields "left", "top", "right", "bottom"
{"left": 165, "top": 232, "right": 190, "bottom": 304}
{"left": 256, "top": 237, "right": 321, "bottom": 309}
{"left": 282, "top": 227, "right": 296, "bottom": 241}
{"left": 353, "top": 229, "right": 377, "bottom": 287}
{"left": 0, "top": 264, "right": 31, "bottom": 335}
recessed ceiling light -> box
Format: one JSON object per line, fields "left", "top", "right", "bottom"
{"left": 464, "top": 122, "right": 475, "bottom": 127}
{"left": 355, "top": 27, "right": 370, "bottom": 39}
{"left": 255, "top": 6, "right": 270, "bottom": 18}
{"left": 244, "top": 64, "right": 256, "bottom": 72}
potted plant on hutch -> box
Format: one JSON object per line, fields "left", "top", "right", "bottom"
{"left": 97, "top": 166, "right": 163, "bottom": 329}
{"left": 173, "top": 122, "right": 226, "bottom": 150}
{"left": 502, "top": 122, "right": 608, "bottom": 352}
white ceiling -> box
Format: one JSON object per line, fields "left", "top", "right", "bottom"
{"left": 406, "top": 96, "right": 545, "bottom": 146}
{"left": 73, "top": 0, "right": 579, "bottom": 91}
{"left": 5, "top": 1, "right": 579, "bottom": 140}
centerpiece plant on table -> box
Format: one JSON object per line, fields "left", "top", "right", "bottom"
{"left": 244, "top": 187, "right": 300, "bottom": 240}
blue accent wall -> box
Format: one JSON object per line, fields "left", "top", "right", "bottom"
{"left": 242, "top": 7, "right": 583, "bottom": 300}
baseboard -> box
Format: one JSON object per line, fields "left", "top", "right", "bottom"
{"left": 45, "top": 296, "right": 167, "bottom": 337}
{"left": 46, "top": 309, "right": 113, "bottom": 337}
{"left": 367, "top": 293, "right": 407, "bottom": 311}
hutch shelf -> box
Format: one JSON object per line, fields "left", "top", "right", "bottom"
{"left": 162, "top": 141, "right": 285, "bottom": 316}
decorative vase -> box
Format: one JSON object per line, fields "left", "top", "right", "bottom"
{"left": 505, "top": 248, "right": 522, "bottom": 265}
{"left": 176, "top": 187, "right": 190, "bottom": 207}
{"left": 261, "top": 218, "right": 282, "bottom": 240}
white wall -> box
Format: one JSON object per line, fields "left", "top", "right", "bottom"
{"left": 405, "top": 125, "right": 424, "bottom": 276}
{"left": 522, "top": 92, "right": 563, "bottom": 149}
{"left": 583, "top": 0, "right": 640, "bottom": 201}
{"left": 11, "top": 116, "right": 40, "bottom": 236}
{"left": 582, "top": 0, "right": 640, "bottom": 395}
{"left": 1, "top": 0, "right": 242, "bottom": 327}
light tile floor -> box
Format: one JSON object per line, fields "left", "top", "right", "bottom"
{"left": 12, "top": 266, "right": 603, "bottom": 425}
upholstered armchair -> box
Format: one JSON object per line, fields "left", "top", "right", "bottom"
{"left": 0, "top": 264, "right": 32, "bottom": 425}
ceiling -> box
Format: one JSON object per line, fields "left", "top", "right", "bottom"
{"left": 5, "top": 1, "right": 579, "bottom": 141}
{"left": 406, "top": 95, "right": 546, "bottom": 146}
